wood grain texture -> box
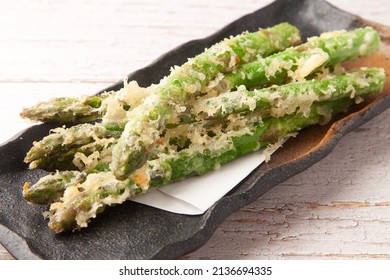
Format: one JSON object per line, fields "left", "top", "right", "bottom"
{"left": 1, "top": 0, "right": 390, "bottom": 259}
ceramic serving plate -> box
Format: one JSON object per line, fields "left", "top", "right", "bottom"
{"left": 1, "top": 0, "right": 390, "bottom": 259}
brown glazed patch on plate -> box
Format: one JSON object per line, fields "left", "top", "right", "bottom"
{"left": 268, "top": 19, "right": 390, "bottom": 167}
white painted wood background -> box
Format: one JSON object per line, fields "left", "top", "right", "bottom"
{"left": 1, "top": 0, "right": 390, "bottom": 260}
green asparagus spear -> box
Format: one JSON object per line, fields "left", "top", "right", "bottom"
{"left": 187, "top": 68, "right": 385, "bottom": 121}
{"left": 23, "top": 171, "right": 81, "bottom": 204}
{"left": 28, "top": 140, "right": 115, "bottom": 171}
{"left": 111, "top": 22, "right": 301, "bottom": 179}
{"left": 45, "top": 97, "right": 359, "bottom": 233}
{"left": 23, "top": 159, "right": 112, "bottom": 204}
{"left": 20, "top": 94, "right": 110, "bottom": 123}
{"left": 19, "top": 80, "right": 150, "bottom": 124}
{"left": 210, "top": 27, "right": 380, "bottom": 92}
{"left": 24, "top": 123, "right": 121, "bottom": 163}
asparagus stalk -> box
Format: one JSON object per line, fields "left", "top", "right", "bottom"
{"left": 45, "top": 97, "right": 358, "bottom": 233}
{"left": 19, "top": 94, "right": 110, "bottom": 123}
{"left": 23, "top": 162, "right": 112, "bottom": 205}
{"left": 210, "top": 26, "right": 380, "bottom": 92}
{"left": 24, "top": 123, "right": 121, "bottom": 163}
{"left": 28, "top": 141, "right": 115, "bottom": 172}
{"left": 111, "top": 23, "right": 301, "bottom": 179}
{"left": 19, "top": 80, "right": 150, "bottom": 124}
{"left": 187, "top": 68, "right": 385, "bottom": 121}
{"left": 23, "top": 171, "right": 81, "bottom": 204}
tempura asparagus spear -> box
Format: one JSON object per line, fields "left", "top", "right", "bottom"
{"left": 210, "top": 26, "right": 380, "bottom": 92}
{"left": 28, "top": 140, "right": 115, "bottom": 172}
{"left": 111, "top": 23, "right": 301, "bottom": 179}
{"left": 20, "top": 80, "right": 150, "bottom": 124}
{"left": 45, "top": 97, "right": 359, "bottom": 233}
{"left": 24, "top": 123, "right": 120, "bottom": 163}
{"left": 23, "top": 160, "right": 112, "bottom": 204}
{"left": 23, "top": 171, "right": 81, "bottom": 204}
{"left": 186, "top": 68, "right": 385, "bottom": 121}
{"left": 19, "top": 94, "right": 110, "bottom": 123}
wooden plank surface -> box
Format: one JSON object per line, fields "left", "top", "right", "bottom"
{"left": 1, "top": 0, "right": 390, "bottom": 260}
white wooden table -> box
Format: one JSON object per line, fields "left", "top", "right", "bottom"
{"left": 1, "top": 0, "right": 390, "bottom": 260}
